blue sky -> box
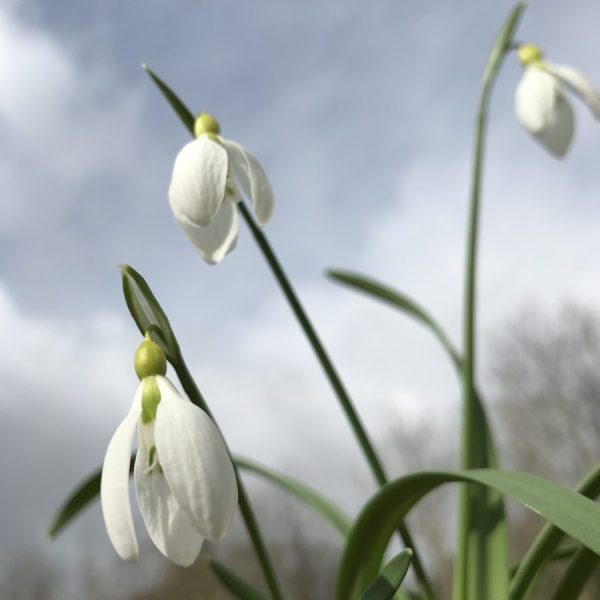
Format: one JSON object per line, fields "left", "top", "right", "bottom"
{"left": 2, "top": 0, "right": 600, "bottom": 580}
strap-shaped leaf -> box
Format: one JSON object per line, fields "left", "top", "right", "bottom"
{"left": 549, "top": 547, "right": 599, "bottom": 600}
{"left": 142, "top": 64, "right": 195, "bottom": 135}
{"left": 327, "top": 271, "right": 460, "bottom": 368}
{"left": 359, "top": 549, "right": 412, "bottom": 600}
{"left": 48, "top": 458, "right": 134, "bottom": 538}
{"left": 335, "top": 469, "right": 600, "bottom": 600}
{"left": 49, "top": 455, "right": 350, "bottom": 543}
{"left": 510, "top": 462, "right": 600, "bottom": 599}
{"left": 121, "top": 264, "right": 179, "bottom": 362}
{"left": 236, "top": 456, "right": 351, "bottom": 538}
{"left": 210, "top": 560, "right": 268, "bottom": 600}
{"left": 328, "top": 269, "right": 508, "bottom": 595}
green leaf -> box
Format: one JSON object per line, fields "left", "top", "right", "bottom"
{"left": 121, "top": 264, "right": 179, "bottom": 362}
{"left": 327, "top": 269, "right": 508, "bottom": 596}
{"left": 549, "top": 547, "right": 599, "bottom": 600}
{"left": 510, "top": 462, "right": 600, "bottom": 599}
{"left": 210, "top": 560, "right": 268, "bottom": 600}
{"left": 327, "top": 270, "right": 460, "bottom": 368}
{"left": 141, "top": 64, "right": 195, "bottom": 136}
{"left": 235, "top": 456, "right": 352, "bottom": 538}
{"left": 359, "top": 549, "right": 413, "bottom": 600}
{"left": 335, "top": 469, "right": 600, "bottom": 600}
{"left": 48, "top": 458, "right": 134, "bottom": 538}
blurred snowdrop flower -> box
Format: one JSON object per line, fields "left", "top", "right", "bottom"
{"left": 101, "top": 335, "right": 238, "bottom": 566}
{"left": 168, "top": 113, "right": 275, "bottom": 264}
{"left": 515, "top": 44, "right": 600, "bottom": 157}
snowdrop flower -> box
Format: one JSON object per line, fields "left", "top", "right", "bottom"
{"left": 100, "top": 335, "right": 238, "bottom": 566}
{"left": 515, "top": 44, "right": 600, "bottom": 157}
{"left": 168, "top": 113, "right": 275, "bottom": 264}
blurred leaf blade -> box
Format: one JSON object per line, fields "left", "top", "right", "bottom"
{"left": 327, "top": 270, "right": 460, "bottom": 368}
{"left": 359, "top": 549, "right": 412, "bottom": 600}
{"left": 336, "top": 469, "right": 600, "bottom": 600}
{"left": 142, "top": 64, "right": 195, "bottom": 135}
{"left": 235, "top": 456, "right": 352, "bottom": 538}
{"left": 210, "top": 560, "right": 269, "bottom": 600}
{"left": 48, "top": 458, "right": 134, "bottom": 538}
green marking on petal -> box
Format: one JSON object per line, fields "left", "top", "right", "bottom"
{"left": 141, "top": 376, "right": 161, "bottom": 424}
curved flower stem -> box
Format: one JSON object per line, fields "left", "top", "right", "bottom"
{"left": 173, "top": 349, "right": 284, "bottom": 600}
{"left": 454, "top": 4, "right": 526, "bottom": 599}
{"left": 238, "top": 202, "right": 434, "bottom": 599}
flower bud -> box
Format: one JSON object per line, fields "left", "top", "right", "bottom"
{"left": 134, "top": 334, "right": 167, "bottom": 380}
{"left": 194, "top": 113, "right": 221, "bottom": 138}
{"left": 518, "top": 44, "right": 543, "bottom": 68}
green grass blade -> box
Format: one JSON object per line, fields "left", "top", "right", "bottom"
{"left": 360, "top": 549, "right": 413, "bottom": 600}
{"left": 327, "top": 271, "right": 460, "bottom": 368}
{"left": 141, "top": 64, "right": 195, "bottom": 135}
{"left": 48, "top": 458, "right": 134, "bottom": 538}
{"left": 236, "top": 456, "right": 352, "bottom": 538}
{"left": 510, "top": 462, "right": 600, "bottom": 599}
{"left": 549, "top": 547, "right": 599, "bottom": 600}
{"left": 335, "top": 469, "right": 600, "bottom": 600}
{"left": 210, "top": 560, "right": 269, "bottom": 600}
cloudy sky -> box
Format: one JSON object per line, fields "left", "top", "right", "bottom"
{"left": 2, "top": 0, "right": 600, "bottom": 588}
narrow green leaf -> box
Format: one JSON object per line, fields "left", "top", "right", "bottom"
{"left": 121, "top": 264, "right": 179, "bottom": 361}
{"left": 509, "top": 544, "right": 577, "bottom": 577}
{"left": 549, "top": 547, "right": 599, "bottom": 600}
{"left": 236, "top": 456, "right": 352, "bottom": 538}
{"left": 335, "top": 469, "right": 600, "bottom": 600}
{"left": 210, "top": 560, "right": 268, "bottom": 600}
{"left": 328, "top": 268, "right": 508, "bottom": 596}
{"left": 360, "top": 549, "right": 413, "bottom": 600}
{"left": 327, "top": 270, "right": 460, "bottom": 368}
{"left": 141, "top": 64, "right": 195, "bottom": 135}
{"left": 48, "top": 458, "right": 134, "bottom": 538}
{"left": 510, "top": 462, "right": 600, "bottom": 599}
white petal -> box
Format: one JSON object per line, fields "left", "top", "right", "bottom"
{"left": 168, "top": 137, "right": 228, "bottom": 228}
{"left": 224, "top": 140, "right": 275, "bottom": 226}
{"left": 547, "top": 63, "right": 600, "bottom": 120}
{"left": 515, "top": 68, "right": 560, "bottom": 134}
{"left": 154, "top": 377, "right": 238, "bottom": 542}
{"left": 535, "top": 93, "right": 574, "bottom": 157}
{"left": 100, "top": 395, "right": 141, "bottom": 562}
{"left": 134, "top": 445, "right": 204, "bottom": 567}
{"left": 174, "top": 198, "right": 239, "bottom": 265}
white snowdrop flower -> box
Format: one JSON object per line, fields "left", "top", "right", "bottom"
{"left": 100, "top": 335, "right": 238, "bottom": 566}
{"left": 515, "top": 44, "right": 600, "bottom": 157}
{"left": 168, "top": 113, "right": 275, "bottom": 264}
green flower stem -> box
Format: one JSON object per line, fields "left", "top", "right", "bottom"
{"left": 454, "top": 4, "right": 526, "bottom": 598}
{"left": 173, "top": 348, "right": 284, "bottom": 600}
{"left": 238, "top": 202, "right": 434, "bottom": 600}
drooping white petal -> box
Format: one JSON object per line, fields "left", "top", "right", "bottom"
{"left": 100, "top": 395, "right": 141, "bottom": 562}
{"left": 134, "top": 442, "right": 204, "bottom": 567}
{"left": 515, "top": 68, "right": 561, "bottom": 134}
{"left": 223, "top": 140, "right": 275, "bottom": 226}
{"left": 154, "top": 377, "right": 238, "bottom": 542}
{"left": 546, "top": 63, "right": 600, "bottom": 120}
{"left": 168, "top": 137, "right": 228, "bottom": 228}
{"left": 534, "top": 93, "right": 574, "bottom": 157}
{"left": 174, "top": 198, "right": 239, "bottom": 265}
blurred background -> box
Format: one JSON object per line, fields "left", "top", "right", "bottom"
{"left": 2, "top": 0, "right": 600, "bottom": 597}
